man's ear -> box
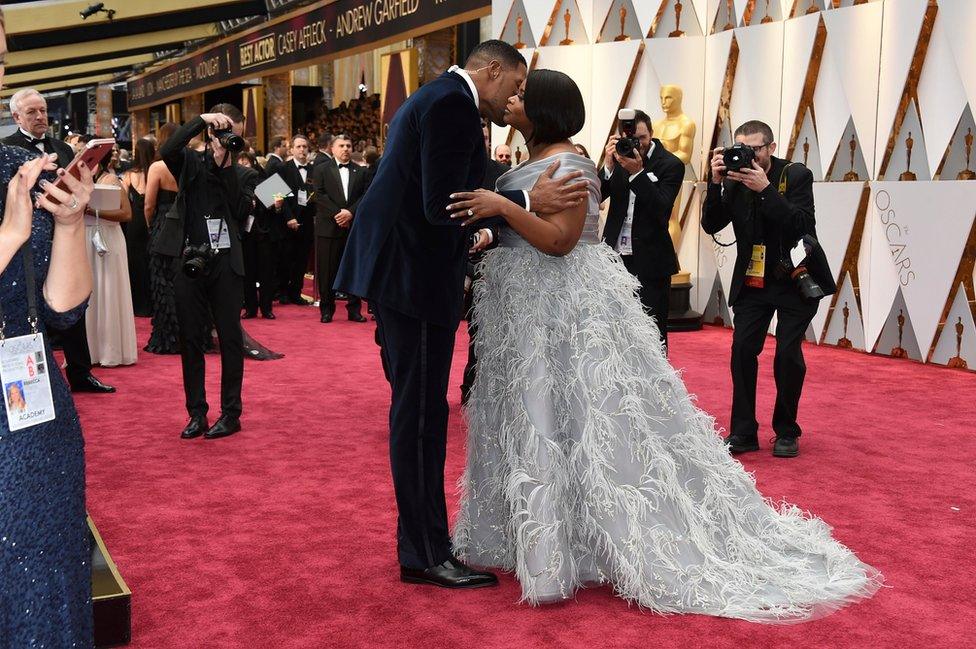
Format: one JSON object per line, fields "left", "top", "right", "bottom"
{"left": 488, "top": 60, "right": 502, "bottom": 81}
{"left": 769, "top": 142, "right": 777, "bottom": 156}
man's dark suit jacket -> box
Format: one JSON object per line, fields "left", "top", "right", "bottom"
{"left": 600, "top": 138, "right": 684, "bottom": 279}
{"left": 278, "top": 159, "right": 316, "bottom": 228}
{"left": 334, "top": 71, "right": 523, "bottom": 327}
{"left": 264, "top": 154, "right": 285, "bottom": 178}
{"left": 701, "top": 155, "right": 835, "bottom": 306}
{"left": 3, "top": 131, "right": 73, "bottom": 167}
{"left": 153, "top": 116, "right": 249, "bottom": 276}
{"left": 312, "top": 159, "right": 369, "bottom": 238}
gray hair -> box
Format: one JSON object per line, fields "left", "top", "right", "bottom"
{"left": 9, "top": 89, "right": 45, "bottom": 116}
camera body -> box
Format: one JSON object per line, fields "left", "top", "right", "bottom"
{"left": 615, "top": 108, "right": 641, "bottom": 159}
{"left": 722, "top": 142, "right": 756, "bottom": 173}
{"left": 182, "top": 242, "right": 216, "bottom": 278}
{"left": 775, "top": 235, "right": 826, "bottom": 301}
{"left": 212, "top": 127, "right": 246, "bottom": 153}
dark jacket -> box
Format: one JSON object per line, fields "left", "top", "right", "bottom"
{"left": 152, "top": 116, "right": 249, "bottom": 276}
{"left": 600, "top": 139, "right": 684, "bottom": 279}
{"left": 334, "top": 71, "right": 522, "bottom": 327}
{"left": 2, "top": 131, "right": 73, "bottom": 167}
{"left": 278, "top": 159, "right": 316, "bottom": 229}
{"left": 312, "top": 159, "right": 370, "bottom": 238}
{"left": 701, "top": 155, "right": 835, "bottom": 306}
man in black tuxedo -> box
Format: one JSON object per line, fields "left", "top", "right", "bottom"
{"left": 702, "top": 120, "right": 835, "bottom": 459}
{"left": 264, "top": 136, "right": 287, "bottom": 177}
{"left": 600, "top": 109, "right": 683, "bottom": 350}
{"left": 336, "top": 41, "right": 587, "bottom": 589}
{"left": 2, "top": 88, "right": 114, "bottom": 394}
{"left": 312, "top": 134, "right": 369, "bottom": 323}
{"left": 238, "top": 159, "right": 280, "bottom": 319}
{"left": 276, "top": 135, "right": 315, "bottom": 306}
{"left": 311, "top": 132, "right": 334, "bottom": 169}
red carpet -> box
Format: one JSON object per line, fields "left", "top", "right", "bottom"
{"left": 75, "top": 306, "right": 974, "bottom": 648}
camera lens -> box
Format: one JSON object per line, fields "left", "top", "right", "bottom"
{"left": 615, "top": 137, "right": 636, "bottom": 158}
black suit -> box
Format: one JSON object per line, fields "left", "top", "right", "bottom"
{"left": 312, "top": 159, "right": 369, "bottom": 318}
{"left": 264, "top": 154, "right": 285, "bottom": 178}
{"left": 702, "top": 156, "right": 835, "bottom": 442}
{"left": 2, "top": 131, "right": 97, "bottom": 386}
{"left": 335, "top": 72, "right": 524, "bottom": 570}
{"left": 278, "top": 160, "right": 316, "bottom": 302}
{"left": 600, "top": 139, "right": 683, "bottom": 349}
{"left": 242, "top": 165, "right": 285, "bottom": 315}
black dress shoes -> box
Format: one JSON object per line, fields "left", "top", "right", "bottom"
{"left": 724, "top": 435, "right": 760, "bottom": 454}
{"left": 70, "top": 375, "right": 116, "bottom": 394}
{"left": 772, "top": 436, "right": 799, "bottom": 458}
{"left": 261, "top": 310, "right": 276, "bottom": 320}
{"left": 348, "top": 312, "right": 367, "bottom": 323}
{"left": 204, "top": 415, "right": 241, "bottom": 440}
{"left": 180, "top": 416, "right": 208, "bottom": 439}
{"left": 400, "top": 558, "right": 498, "bottom": 589}
{"left": 320, "top": 314, "right": 333, "bottom": 323}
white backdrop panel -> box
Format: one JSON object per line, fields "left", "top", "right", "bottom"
{"left": 589, "top": 39, "right": 643, "bottom": 159}
{"left": 931, "top": 284, "right": 976, "bottom": 367}
{"left": 809, "top": 182, "right": 864, "bottom": 340}
{"left": 729, "top": 22, "right": 784, "bottom": 142}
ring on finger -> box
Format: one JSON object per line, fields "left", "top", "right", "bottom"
{"left": 467, "top": 209, "right": 474, "bottom": 217}
{"left": 68, "top": 198, "right": 79, "bottom": 211}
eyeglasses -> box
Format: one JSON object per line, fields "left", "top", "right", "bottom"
{"left": 747, "top": 143, "right": 772, "bottom": 153}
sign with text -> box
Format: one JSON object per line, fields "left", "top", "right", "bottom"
{"left": 127, "top": 0, "right": 489, "bottom": 109}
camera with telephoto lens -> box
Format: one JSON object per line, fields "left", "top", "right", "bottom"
{"left": 776, "top": 235, "right": 826, "bottom": 301}
{"left": 212, "top": 127, "right": 246, "bottom": 153}
{"left": 614, "top": 108, "right": 641, "bottom": 159}
{"left": 182, "top": 242, "right": 216, "bottom": 278}
{"left": 722, "top": 142, "right": 756, "bottom": 173}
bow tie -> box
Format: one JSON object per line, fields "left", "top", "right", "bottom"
{"left": 297, "top": 164, "right": 311, "bottom": 171}
{"left": 27, "top": 136, "right": 46, "bottom": 147}
{"left": 337, "top": 163, "right": 351, "bottom": 169}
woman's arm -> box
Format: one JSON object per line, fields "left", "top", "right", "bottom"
{"left": 449, "top": 188, "right": 587, "bottom": 257}
{"left": 144, "top": 162, "right": 160, "bottom": 224}
{"left": 91, "top": 174, "right": 132, "bottom": 223}
{"left": 36, "top": 162, "right": 94, "bottom": 313}
{"left": 0, "top": 155, "right": 58, "bottom": 276}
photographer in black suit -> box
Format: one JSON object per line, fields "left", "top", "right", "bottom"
{"left": 2, "top": 88, "right": 114, "bottom": 394}
{"left": 155, "top": 104, "right": 250, "bottom": 440}
{"left": 312, "top": 134, "right": 370, "bottom": 323}
{"left": 277, "top": 135, "right": 315, "bottom": 306}
{"left": 702, "top": 120, "right": 835, "bottom": 459}
{"left": 600, "top": 109, "right": 683, "bottom": 350}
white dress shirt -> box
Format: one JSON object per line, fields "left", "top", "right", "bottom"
{"left": 337, "top": 161, "right": 350, "bottom": 202}
{"left": 20, "top": 128, "right": 45, "bottom": 152}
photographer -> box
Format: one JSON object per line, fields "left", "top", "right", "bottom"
{"left": 702, "top": 120, "right": 834, "bottom": 458}
{"left": 600, "top": 109, "right": 684, "bottom": 349}
{"left": 155, "top": 105, "right": 250, "bottom": 440}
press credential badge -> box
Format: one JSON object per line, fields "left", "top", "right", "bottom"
{"left": 0, "top": 333, "right": 56, "bottom": 431}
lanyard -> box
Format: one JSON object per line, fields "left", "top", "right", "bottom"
{"left": 0, "top": 244, "right": 40, "bottom": 341}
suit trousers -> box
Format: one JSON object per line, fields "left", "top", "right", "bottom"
{"left": 730, "top": 283, "right": 818, "bottom": 441}
{"left": 243, "top": 231, "right": 279, "bottom": 314}
{"left": 173, "top": 253, "right": 245, "bottom": 419}
{"left": 621, "top": 255, "right": 671, "bottom": 351}
{"left": 56, "top": 318, "right": 94, "bottom": 385}
{"left": 315, "top": 235, "right": 361, "bottom": 317}
{"left": 373, "top": 304, "right": 456, "bottom": 570}
{"left": 280, "top": 224, "right": 312, "bottom": 301}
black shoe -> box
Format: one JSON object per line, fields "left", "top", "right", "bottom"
{"left": 203, "top": 415, "right": 241, "bottom": 440}
{"left": 348, "top": 312, "right": 367, "bottom": 323}
{"left": 320, "top": 314, "right": 333, "bottom": 323}
{"left": 400, "top": 558, "right": 498, "bottom": 589}
{"left": 261, "top": 310, "right": 276, "bottom": 320}
{"left": 241, "top": 309, "right": 257, "bottom": 319}
{"left": 724, "top": 435, "right": 760, "bottom": 454}
{"left": 292, "top": 296, "right": 312, "bottom": 306}
{"left": 180, "top": 416, "right": 208, "bottom": 440}
{"left": 772, "top": 436, "right": 799, "bottom": 458}
{"left": 70, "top": 375, "right": 116, "bottom": 394}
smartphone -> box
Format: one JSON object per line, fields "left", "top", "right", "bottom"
{"left": 44, "top": 138, "right": 115, "bottom": 205}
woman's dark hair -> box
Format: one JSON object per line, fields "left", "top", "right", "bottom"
{"left": 524, "top": 70, "right": 585, "bottom": 146}
{"left": 236, "top": 150, "right": 257, "bottom": 167}
{"left": 132, "top": 138, "right": 156, "bottom": 174}
{"left": 154, "top": 122, "right": 178, "bottom": 161}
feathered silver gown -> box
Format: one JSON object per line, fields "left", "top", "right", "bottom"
{"left": 453, "top": 152, "right": 882, "bottom": 622}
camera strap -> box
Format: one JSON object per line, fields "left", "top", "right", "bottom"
{"left": 778, "top": 162, "right": 798, "bottom": 195}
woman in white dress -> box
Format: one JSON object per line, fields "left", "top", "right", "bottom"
{"left": 448, "top": 70, "right": 881, "bottom": 622}
{"left": 84, "top": 163, "right": 138, "bottom": 367}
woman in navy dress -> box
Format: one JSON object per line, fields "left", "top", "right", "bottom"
{"left": 0, "top": 15, "right": 97, "bottom": 644}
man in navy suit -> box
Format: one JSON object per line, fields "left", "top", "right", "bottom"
{"left": 336, "top": 41, "right": 586, "bottom": 589}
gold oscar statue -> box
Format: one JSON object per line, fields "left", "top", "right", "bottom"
{"left": 615, "top": 5, "right": 629, "bottom": 41}
{"left": 957, "top": 127, "right": 975, "bottom": 180}
{"left": 761, "top": 0, "right": 774, "bottom": 24}
{"left": 653, "top": 84, "right": 697, "bottom": 285}
{"left": 559, "top": 8, "right": 574, "bottom": 46}
{"left": 890, "top": 309, "right": 908, "bottom": 358}
{"left": 899, "top": 131, "right": 917, "bottom": 181}
{"left": 803, "top": 137, "right": 810, "bottom": 166}
{"left": 843, "top": 132, "right": 860, "bottom": 181}
{"left": 723, "top": 0, "right": 735, "bottom": 31}
{"left": 806, "top": 0, "right": 819, "bottom": 15}
{"left": 713, "top": 289, "right": 726, "bottom": 326}
{"left": 670, "top": 1, "right": 686, "bottom": 37}
{"left": 838, "top": 301, "right": 853, "bottom": 348}
{"left": 514, "top": 14, "right": 526, "bottom": 49}
{"left": 514, "top": 146, "right": 523, "bottom": 165}
{"left": 947, "top": 316, "right": 968, "bottom": 369}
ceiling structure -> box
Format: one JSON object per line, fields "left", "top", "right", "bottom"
{"left": 1, "top": 0, "right": 276, "bottom": 98}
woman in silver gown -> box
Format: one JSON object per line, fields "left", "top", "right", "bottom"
{"left": 448, "top": 70, "right": 881, "bottom": 622}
